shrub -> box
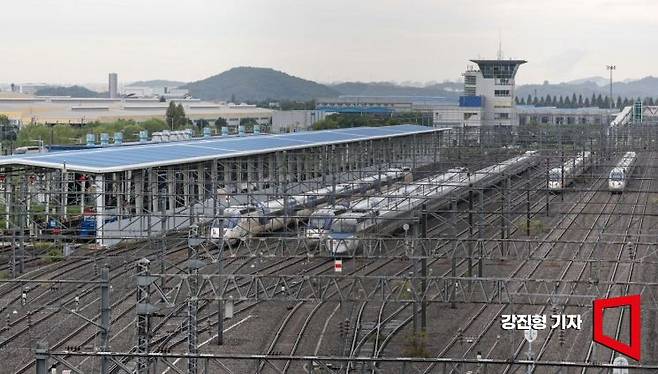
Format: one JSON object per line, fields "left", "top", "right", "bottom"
{"left": 47, "top": 247, "right": 63, "bottom": 263}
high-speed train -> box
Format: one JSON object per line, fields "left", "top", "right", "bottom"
{"left": 547, "top": 151, "right": 592, "bottom": 192}
{"left": 608, "top": 151, "right": 637, "bottom": 193}
{"left": 212, "top": 168, "right": 411, "bottom": 244}
{"left": 307, "top": 151, "right": 539, "bottom": 255}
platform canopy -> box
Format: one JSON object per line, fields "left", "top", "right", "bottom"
{"left": 0, "top": 124, "right": 448, "bottom": 173}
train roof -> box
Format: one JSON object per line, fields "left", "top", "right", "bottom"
{"left": 0, "top": 125, "right": 448, "bottom": 174}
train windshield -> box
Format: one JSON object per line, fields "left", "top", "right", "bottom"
{"left": 334, "top": 219, "right": 358, "bottom": 234}
{"left": 309, "top": 216, "right": 332, "bottom": 230}
{"left": 224, "top": 215, "right": 240, "bottom": 229}
{"left": 610, "top": 171, "right": 624, "bottom": 181}
{"left": 549, "top": 170, "right": 561, "bottom": 182}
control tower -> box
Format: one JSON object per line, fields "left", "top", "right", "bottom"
{"left": 464, "top": 59, "right": 526, "bottom": 127}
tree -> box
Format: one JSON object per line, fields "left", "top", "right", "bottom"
{"left": 165, "top": 102, "right": 177, "bottom": 129}
{"left": 166, "top": 102, "right": 188, "bottom": 129}
{"left": 564, "top": 96, "right": 571, "bottom": 108}
{"left": 215, "top": 117, "right": 228, "bottom": 129}
{"left": 578, "top": 94, "right": 584, "bottom": 107}
{"left": 543, "top": 95, "right": 552, "bottom": 106}
{"left": 527, "top": 94, "right": 533, "bottom": 106}
{"left": 616, "top": 97, "right": 623, "bottom": 109}
{"left": 623, "top": 97, "right": 631, "bottom": 107}
{"left": 571, "top": 93, "right": 578, "bottom": 108}
{"left": 312, "top": 118, "right": 339, "bottom": 130}
{"left": 584, "top": 97, "right": 590, "bottom": 107}
{"left": 176, "top": 104, "right": 187, "bottom": 127}
{"left": 0, "top": 115, "right": 15, "bottom": 142}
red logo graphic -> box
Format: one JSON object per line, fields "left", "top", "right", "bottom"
{"left": 592, "top": 294, "right": 641, "bottom": 361}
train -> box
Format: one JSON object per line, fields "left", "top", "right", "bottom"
{"left": 547, "top": 151, "right": 592, "bottom": 192}
{"left": 306, "top": 151, "right": 539, "bottom": 255}
{"left": 211, "top": 167, "right": 412, "bottom": 244}
{"left": 608, "top": 151, "right": 636, "bottom": 193}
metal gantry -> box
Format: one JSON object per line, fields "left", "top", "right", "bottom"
{"left": 5, "top": 123, "right": 658, "bottom": 373}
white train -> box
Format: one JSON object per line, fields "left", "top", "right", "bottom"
{"left": 547, "top": 151, "right": 592, "bottom": 192}
{"left": 212, "top": 168, "right": 411, "bottom": 244}
{"left": 307, "top": 151, "right": 539, "bottom": 255}
{"left": 608, "top": 151, "right": 636, "bottom": 193}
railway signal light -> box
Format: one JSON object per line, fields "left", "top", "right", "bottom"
{"left": 334, "top": 259, "right": 342, "bottom": 273}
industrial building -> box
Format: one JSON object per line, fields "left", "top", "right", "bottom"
{"left": 316, "top": 95, "right": 454, "bottom": 114}
{"left": 271, "top": 109, "right": 327, "bottom": 132}
{"left": 516, "top": 105, "right": 612, "bottom": 126}
{"left": 0, "top": 97, "right": 273, "bottom": 127}
{"left": 123, "top": 85, "right": 191, "bottom": 100}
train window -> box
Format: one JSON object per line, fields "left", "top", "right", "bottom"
{"left": 335, "top": 220, "right": 357, "bottom": 233}
{"left": 309, "top": 216, "right": 332, "bottom": 230}
{"left": 610, "top": 171, "right": 624, "bottom": 181}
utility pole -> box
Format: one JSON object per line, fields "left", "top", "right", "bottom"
{"left": 607, "top": 65, "right": 616, "bottom": 112}
{"left": 136, "top": 258, "right": 153, "bottom": 374}
{"left": 606, "top": 64, "right": 616, "bottom": 155}
{"left": 450, "top": 197, "right": 457, "bottom": 309}
{"left": 478, "top": 188, "right": 484, "bottom": 277}
{"left": 35, "top": 341, "right": 49, "bottom": 374}
{"left": 217, "top": 238, "right": 225, "bottom": 345}
{"left": 188, "top": 244, "right": 199, "bottom": 374}
{"left": 99, "top": 265, "right": 111, "bottom": 374}
{"left": 420, "top": 204, "right": 427, "bottom": 332}
{"left": 187, "top": 225, "right": 205, "bottom": 374}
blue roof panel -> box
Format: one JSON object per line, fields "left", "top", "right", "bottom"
{"left": 0, "top": 125, "right": 446, "bottom": 173}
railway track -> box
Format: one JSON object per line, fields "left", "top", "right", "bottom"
{"left": 414, "top": 160, "right": 612, "bottom": 373}
{"left": 417, "top": 155, "right": 653, "bottom": 374}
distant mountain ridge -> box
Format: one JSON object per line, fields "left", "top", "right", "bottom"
{"left": 34, "top": 85, "right": 103, "bottom": 98}
{"left": 184, "top": 67, "right": 339, "bottom": 101}
{"left": 516, "top": 76, "right": 658, "bottom": 99}
{"left": 26, "top": 68, "right": 658, "bottom": 102}
{"left": 565, "top": 76, "right": 609, "bottom": 87}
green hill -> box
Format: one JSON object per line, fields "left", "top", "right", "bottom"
{"left": 184, "top": 67, "right": 339, "bottom": 101}
{"left": 35, "top": 85, "right": 103, "bottom": 98}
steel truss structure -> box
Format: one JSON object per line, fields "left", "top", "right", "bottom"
{"left": 1, "top": 123, "right": 658, "bottom": 373}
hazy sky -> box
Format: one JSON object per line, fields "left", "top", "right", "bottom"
{"left": 3, "top": 0, "right": 658, "bottom": 86}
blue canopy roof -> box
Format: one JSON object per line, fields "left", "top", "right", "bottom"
{"left": 0, "top": 125, "right": 447, "bottom": 173}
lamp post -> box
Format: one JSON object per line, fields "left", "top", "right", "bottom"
{"left": 606, "top": 65, "right": 616, "bottom": 111}
{"left": 606, "top": 65, "right": 616, "bottom": 156}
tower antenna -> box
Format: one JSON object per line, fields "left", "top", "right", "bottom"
{"left": 497, "top": 29, "right": 503, "bottom": 60}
